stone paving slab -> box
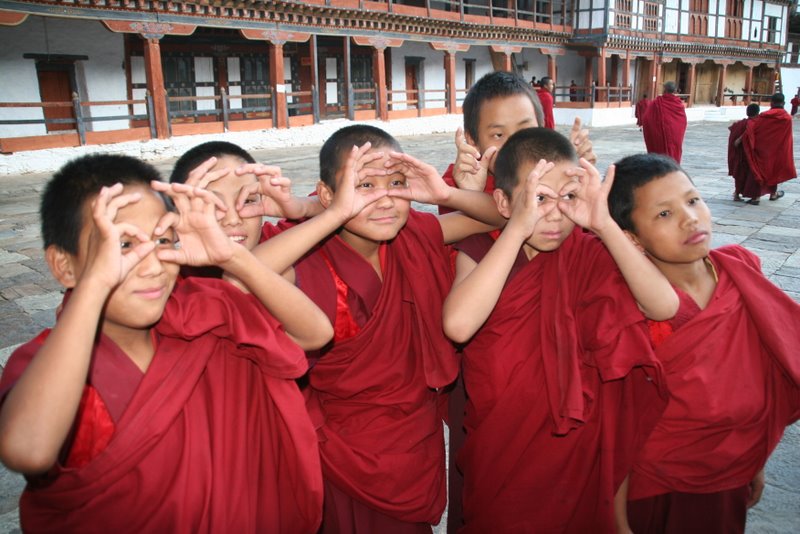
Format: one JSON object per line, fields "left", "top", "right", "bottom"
{"left": 0, "top": 120, "right": 798, "bottom": 533}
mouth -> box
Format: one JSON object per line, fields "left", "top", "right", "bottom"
{"left": 370, "top": 216, "right": 397, "bottom": 225}
{"left": 540, "top": 230, "right": 562, "bottom": 240}
{"left": 684, "top": 231, "right": 709, "bottom": 245}
{"left": 227, "top": 234, "right": 248, "bottom": 244}
{"left": 134, "top": 286, "right": 168, "bottom": 300}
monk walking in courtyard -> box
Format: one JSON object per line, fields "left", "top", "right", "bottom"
{"left": 641, "top": 81, "right": 688, "bottom": 163}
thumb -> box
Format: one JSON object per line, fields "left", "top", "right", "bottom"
{"left": 481, "top": 146, "right": 499, "bottom": 170}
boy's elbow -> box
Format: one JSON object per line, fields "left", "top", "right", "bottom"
{"left": 0, "top": 437, "right": 57, "bottom": 476}
{"left": 641, "top": 294, "right": 679, "bottom": 322}
{"left": 443, "top": 316, "right": 475, "bottom": 345}
{"left": 292, "top": 321, "right": 333, "bottom": 351}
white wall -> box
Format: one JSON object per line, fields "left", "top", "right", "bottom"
{"left": 0, "top": 16, "right": 127, "bottom": 138}
{"left": 515, "top": 48, "right": 549, "bottom": 86}
{"left": 390, "top": 42, "right": 448, "bottom": 110}
{"left": 455, "top": 45, "right": 493, "bottom": 105}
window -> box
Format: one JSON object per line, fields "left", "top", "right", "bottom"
{"left": 464, "top": 59, "right": 475, "bottom": 90}
{"left": 615, "top": 0, "right": 632, "bottom": 28}
{"left": 643, "top": 2, "right": 659, "bottom": 32}
{"left": 239, "top": 56, "right": 269, "bottom": 109}
{"left": 765, "top": 16, "right": 779, "bottom": 44}
{"left": 163, "top": 55, "right": 195, "bottom": 113}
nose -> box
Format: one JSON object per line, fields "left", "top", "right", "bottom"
{"left": 220, "top": 204, "right": 242, "bottom": 227}
{"left": 374, "top": 191, "right": 395, "bottom": 209}
{"left": 544, "top": 200, "right": 563, "bottom": 221}
{"left": 137, "top": 247, "right": 166, "bottom": 277}
{"left": 679, "top": 205, "right": 699, "bottom": 226}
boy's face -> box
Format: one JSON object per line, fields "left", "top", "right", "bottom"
{"left": 503, "top": 160, "right": 577, "bottom": 257}
{"left": 469, "top": 94, "right": 539, "bottom": 173}
{"left": 205, "top": 155, "right": 262, "bottom": 251}
{"left": 627, "top": 171, "right": 712, "bottom": 265}
{"left": 336, "top": 147, "right": 410, "bottom": 251}
{"left": 69, "top": 184, "right": 179, "bottom": 338}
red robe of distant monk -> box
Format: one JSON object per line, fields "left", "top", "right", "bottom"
{"left": 727, "top": 117, "right": 762, "bottom": 199}
{"left": 0, "top": 278, "right": 323, "bottom": 533}
{"left": 635, "top": 97, "right": 651, "bottom": 127}
{"left": 536, "top": 87, "right": 556, "bottom": 129}
{"left": 642, "top": 93, "right": 687, "bottom": 163}
{"left": 628, "top": 246, "right": 800, "bottom": 531}
{"left": 263, "top": 211, "right": 457, "bottom": 532}
{"left": 743, "top": 106, "right": 797, "bottom": 188}
{"left": 455, "top": 229, "right": 667, "bottom": 533}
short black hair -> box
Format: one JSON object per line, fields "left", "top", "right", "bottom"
{"left": 41, "top": 154, "right": 163, "bottom": 254}
{"left": 663, "top": 81, "right": 677, "bottom": 94}
{"left": 607, "top": 153, "right": 685, "bottom": 233}
{"left": 540, "top": 76, "right": 553, "bottom": 86}
{"left": 319, "top": 124, "right": 402, "bottom": 189}
{"left": 746, "top": 103, "right": 760, "bottom": 117}
{"left": 462, "top": 71, "right": 544, "bottom": 144}
{"left": 770, "top": 92, "right": 785, "bottom": 108}
{"left": 493, "top": 127, "right": 576, "bottom": 198}
{"left": 170, "top": 141, "right": 255, "bottom": 184}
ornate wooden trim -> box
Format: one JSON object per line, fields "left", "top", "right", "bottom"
{"left": 240, "top": 28, "right": 310, "bottom": 43}
{"left": 0, "top": 8, "right": 26, "bottom": 25}
{"left": 103, "top": 20, "right": 196, "bottom": 38}
{"left": 429, "top": 41, "right": 470, "bottom": 53}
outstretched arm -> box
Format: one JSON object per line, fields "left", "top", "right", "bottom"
{"left": 450, "top": 127, "right": 498, "bottom": 192}
{"left": 557, "top": 161, "right": 678, "bottom": 320}
{"left": 443, "top": 160, "right": 555, "bottom": 342}
{"left": 0, "top": 186, "right": 155, "bottom": 474}
{"left": 153, "top": 182, "right": 334, "bottom": 350}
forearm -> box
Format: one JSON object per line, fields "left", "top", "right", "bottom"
{"left": 443, "top": 232, "right": 524, "bottom": 343}
{"left": 0, "top": 281, "right": 107, "bottom": 474}
{"left": 614, "top": 475, "right": 633, "bottom": 534}
{"left": 597, "top": 224, "right": 678, "bottom": 320}
{"left": 440, "top": 188, "right": 506, "bottom": 227}
{"left": 222, "top": 250, "right": 333, "bottom": 350}
{"left": 253, "top": 208, "right": 346, "bottom": 274}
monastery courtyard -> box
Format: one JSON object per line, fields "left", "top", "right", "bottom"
{"left": 0, "top": 119, "right": 798, "bottom": 532}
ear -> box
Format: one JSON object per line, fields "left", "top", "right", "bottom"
{"left": 315, "top": 180, "right": 334, "bottom": 209}
{"left": 623, "top": 229, "right": 647, "bottom": 255}
{"left": 45, "top": 246, "right": 79, "bottom": 289}
{"left": 493, "top": 188, "right": 512, "bottom": 220}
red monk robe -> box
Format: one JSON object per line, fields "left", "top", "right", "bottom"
{"left": 727, "top": 118, "right": 763, "bottom": 199}
{"left": 455, "top": 229, "right": 667, "bottom": 533}
{"left": 743, "top": 107, "right": 797, "bottom": 190}
{"left": 536, "top": 87, "right": 556, "bottom": 129}
{"left": 0, "top": 278, "right": 322, "bottom": 534}
{"left": 627, "top": 246, "right": 800, "bottom": 533}
{"left": 635, "top": 98, "right": 651, "bottom": 128}
{"left": 642, "top": 93, "right": 687, "bottom": 163}
{"left": 262, "top": 210, "right": 457, "bottom": 532}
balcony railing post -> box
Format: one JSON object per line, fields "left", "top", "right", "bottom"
{"left": 72, "top": 92, "right": 86, "bottom": 145}
{"left": 221, "top": 88, "right": 229, "bottom": 132}
{"left": 312, "top": 85, "right": 320, "bottom": 124}
{"left": 145, "top": 90, "right": 157, "bottom": 140}
{"left": 271, "top": 87, "right": 277, "bottom": 126}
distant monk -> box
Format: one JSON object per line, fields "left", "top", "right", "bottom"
{"left": 569, "top": 80, "right": 578, "bottom": 102}
{"left": 536, "top": 76, "right": 556, "bottom": 129}
{"left": 641, "top": 81, "right": 688, "bottom": 163}
{"left": 728, "top": 103, "right": 760, "bottom": 202}
{"left": 742, "top": 93, "right": 796, "bottom": 204}
{"left": 635, "top": 94, "right": 651, "bottom": 129}
{"left": 790, "top": 91, "right": 800, "bottom": 117}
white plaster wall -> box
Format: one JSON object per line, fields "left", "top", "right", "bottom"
{"left": 390, "top": 42, "right": 447, "bottom": 110}
{"left": 0, "top": 16, "right": 127, "bottom": 138}
{"left": 516, "top": 48, "right": 548, "bottom": 86}
{"left": 665, "top": 0, "right": 679, "bottom": 8}
{"left": 780, "top": 67, "right": 800, "bottom": 101}
{"left": 665, "top": 10, "right": 680, "bottom": 33}
{"left": 454, "top": 46, "right": 493, "bottom": 105}
{"left": 556, "top": 52, "right": 586, "bottom": 103}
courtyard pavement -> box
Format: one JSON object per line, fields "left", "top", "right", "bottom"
{"left": 0, "top": 120, "right": 798, "bottom": 531}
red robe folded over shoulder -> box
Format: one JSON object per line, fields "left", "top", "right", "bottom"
{"left": 629, "top": 246, "right": 800, "bottom": 500}
{"left": 743, "top": 107, "right": 797, "bottom": 187}
{"left": 263, "top": 211, "right": 457, "bottom": 528}
{"left": 455, "top": 230, "right": 667, "bottom": 533}
{"left": 0, "top": 278, "right": 322, "bottom": 534}
{"left": 642, "top": 93, "right": 688, "bottom": 163}
{"left": 536, "top": 87, "right": 556, "bottom": 129}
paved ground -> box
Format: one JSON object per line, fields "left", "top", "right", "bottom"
{"left": 0, "top": 121, "right": 798, "bottom": 531}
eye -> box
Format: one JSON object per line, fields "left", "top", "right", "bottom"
{"left": 561, "top": 192, "right": 576, "bottom": 201}
{"left": 657, "top": 210, "right": 670, "bottom": 218}
{"left": 536, "top": 194, "right": 546, "bottom": 203}
{"left": 120, "top": 240, "right": 133, "bottom": 250}
{"left": 390, "top": 178, "right": 407, "bottom": 188}
{"left": 357, "top": 181, "right": 374, "bottom": 189}
{"left": 243, "top": 194, "right": 260, "bottom": 205}
{"left": 688, "top": 197, "right": 701, "bottom": 205}
{"left": 491, "top": 133, "right": 503, "bottom": 140}
{"left": 154, "top": 236, "right": 174, "bottom": 248}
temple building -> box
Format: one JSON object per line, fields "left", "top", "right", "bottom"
{"left": 0, "top": 0, "right": 792, "bottom": 152}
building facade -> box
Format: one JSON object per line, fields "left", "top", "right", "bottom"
{"left": 0, "top": 0, "right": 792, "bottom": 152}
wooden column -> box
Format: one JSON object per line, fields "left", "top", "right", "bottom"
{"left": 716, "top": 63, "right": 728, "bottom": 106}
{"left": 373, "top": 46, "right": 388, "bottom": 121}
{"left": 444, "top": 51, "right": 457, "bottom": 114}
{"left": 770, "top": 63, "right": 778, "bottom": 94}
{"left": 584, "top": 56, "right": 593, "bottom": 102}
{"left": 310, "top": 34, "right": 319, "bottom": 122}
{"left": 650, "top": 58, "right": 659, "bottom": 100}
{"left": 547, "top": 54, "right": 557, "bottom": 81}
{"left": 143, "top": 37, "right": 169, "bottom": 139}
{"left": 503, "top": 52, "right": 513, "bottom": 72}
{"left": 597, "top": 49, "right": 607, "bottom": 102}
{"left": 744, "top": 66, "right": 754, "bottom": 104}
{"left": 623, "top": 53, "right": 631, "bottom": 87}
{"left": 269, "top": 43, "right": 287, "bottom": 128}
{"left": 610, "top": 54, "right": 619, "bottom": 87}
{"left": 344, "top": 37, "right": 353, "bottom": 120}
{"left": 687, "top": 63, "right": 697, "bottom": 107}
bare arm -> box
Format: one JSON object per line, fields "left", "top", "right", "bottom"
{"left": 558, "top": 161, "right": 679, "bottom": 320}
{"left": 614, "top": 476, "right": 633, "bottom": 534}
{"left": 0, "top": 187, "right": 155, "bottom": 474}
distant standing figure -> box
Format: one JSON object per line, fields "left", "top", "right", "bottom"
{"left": 790, "top": 91, "right": 800, "bottom": 117}
{"left": 536, "top": 76, "right": 556, "bottom": 129}
{"left": 635, "top": 94, "right": 651, "bottom": 130}
{"left": 569, "top": 80, "right": 578, "bottom": 102}
{"left": 727, "top": 103, "right": 760, "bottom": 202}
{"left": 641, "top": 81, "right": 688, "bottom": 163}
{"left": 741, "top": 93, "right": 796, "bottom": 204}
{"left": 530, "top": 76, "right": 538, "bottom": 88}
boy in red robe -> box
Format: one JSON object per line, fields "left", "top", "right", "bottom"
{"left": 254, "top": 125, "right": 507, "bottom": 533}
{"left": 742, "top": 92, "right": 796, "bottom": 204}
{"left": 635, "top": 94, "right": 650, "bottom": 129}
{"left": 642, "top": 81, "right": 687, "bottom": 163}
{"left": 727, "top": 103, "right": 761, "bottom": 202}
{"left": 443, "top": 128, "right": 676, "bottom": 533}
{"left": 607, "top": 153, "right": 800, "bottom": 533}
{"left": 536, "top": 76, "right": 556, "bottom": 129}
{"left": 0, "top": 154, "right": 330, "bottom": 533}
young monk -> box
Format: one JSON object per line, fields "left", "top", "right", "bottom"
{"left": 0, "top": 154, "right": 329, "bottom": 532}
{"left": 607, "top": 153, "right": 800, "bottom": 534}
{"left": 443, "top": 127, "right": 677, "bottom": 533}
{"left": 727, "top": 103, "right": 760, "bottom": 202}
{"left": 252, "top": 124, "right": 505, "bottom": 533}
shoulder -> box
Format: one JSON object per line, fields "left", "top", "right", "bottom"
{"left": 405, "top": 210, "right": 444, "bottom": 244}
{"left": 710, "top": 245, "right": 761, "bottom": 271}
{"left": 0, "top": 330, "right": 52, "bottom": 400}
{"left": 259, "top": 218, "right": 297, "bottom": 243}
{"left": 454, "top": 232, "right": 494, "bottom": 264}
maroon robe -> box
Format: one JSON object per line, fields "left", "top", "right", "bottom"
{"left": 536, "top": 87, "right": 556, "bottom": 129}
{"left": 642, "top": 93, "right": 687, "bottom": 163}
{"left": 455, "top": 230, "right": 667, "bottom": 533}
{"left": 262, "top": 211, "right": 457, "bottom": 531}
{"left": 628, "top": 246, "right": 800, "bottom": 504}
{"left": 727, "top": 118, "right": 763, "bottom": 199}
{"left": 635, "top": 98, "right": 651, "bottom": 127}
{"left": 0, "top": 278, "right": 322, "bottom": 533}
{"left": 743, "top": 107, "right": 797, "bottom": 188}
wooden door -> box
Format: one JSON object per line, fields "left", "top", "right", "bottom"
{"left": 405, "top": 63, "right": 418, "bottom": 109}
{"left": 36, "top": 67, "right": 74, "bottom": 132}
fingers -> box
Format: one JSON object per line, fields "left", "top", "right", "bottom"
{"left": 235, "top": 182, "right": 262, "bottom": 211}
{"left": 185, "top": 157, "right": 218, "bottom": 187}
{"left": 154, "top": 212, "right": 180, "bottom": 236}
{"left": 570, "top": 116, "right": 582, "bottom": 136}
{"left": 480, "top": 146, "right": 499, "bottom": 170}
{"left": 601, "top": 164, "right": 616, "bottom": 193}
{"left": 152, "top": 181, "right": 228, "bottom": 213}
{"left": 236, "top": 163, "right": 281, "bottom": 178}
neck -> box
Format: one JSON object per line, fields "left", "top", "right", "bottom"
{"left": 103, "top": 324, "right": 155, "bottom": 372}
{"left": 338, "top": 230, "right": 383, "bottom": 279}
{"left": 651, "top": 255, "right": 716, "bottom": 308}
